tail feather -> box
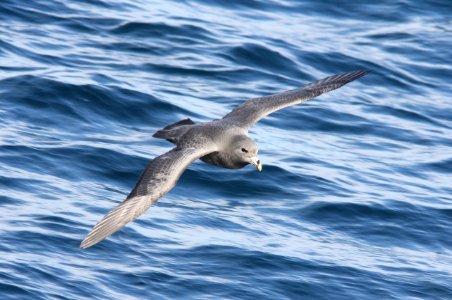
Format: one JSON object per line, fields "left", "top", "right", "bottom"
{"left": 152, "top": 118, "right": 195, "bottom": 143}
{"left": 162, "top": 118, "right": 194, "bottom": 130}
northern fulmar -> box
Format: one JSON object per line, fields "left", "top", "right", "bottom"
{"left": 81, "top": 69, "right": 368, "bottom": 248}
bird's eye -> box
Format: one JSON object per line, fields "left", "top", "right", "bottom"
{"left": 241, "top": 148, "right": 248, "bottom": 153}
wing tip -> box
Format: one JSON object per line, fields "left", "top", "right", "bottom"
{"left": 334, "top": 69, "right": 369, "bottom": 86}
{"left": 351, "top": 68, "right": 370, "bottom": 79}
{"left": 80, "top": 234, "right": 100, "bottom": 249}
{"left": 307, "top": 68, "right": 369, "bottom": 90}
{"left": 79, "top": 195, "right": 152, "bottom": 250}
{"left": 344, "top": 69, "right": 369, "bottom": 79}
{"left": 80, "top": 219, "right": 121, "bottom": 249}
{"left": 80, "top": 219, "right": 116, "bottom": 249}
{"left": 358, "top": 68, "right": 370, "bottom": 74}
{"left": 80, "top": 240, "right": 91, "bottom": 249}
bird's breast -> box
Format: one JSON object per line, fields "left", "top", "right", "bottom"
{"left": 200, "top": 152, "right": 247, "bottom": 169}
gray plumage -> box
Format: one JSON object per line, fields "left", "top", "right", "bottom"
{"left": 81, "top": 69, "right": 368, "bottom": 248}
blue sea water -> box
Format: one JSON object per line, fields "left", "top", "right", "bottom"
{"left": 1, "top": 0, "right": 451, "bottom": 299}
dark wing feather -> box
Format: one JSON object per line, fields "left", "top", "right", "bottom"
{"left": 81, "top": 145, "right": 216, "bottom": 248}
{"left": 222, "top": 70, "right": 368, "bottom": 129}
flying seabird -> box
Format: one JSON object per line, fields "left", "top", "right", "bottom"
{"left": 81, "top": 69, "right": 369, "bottom": 248}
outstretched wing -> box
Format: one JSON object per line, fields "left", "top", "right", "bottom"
{"left": 222, "top": 70, "right": 368, "bottom": 129}
{"left": 81, "top": 145, "right": 216, "bottom": 248}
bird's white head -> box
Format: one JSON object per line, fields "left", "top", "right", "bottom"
{"left": 230, "top": 135, "right": 262, "bottom": 171}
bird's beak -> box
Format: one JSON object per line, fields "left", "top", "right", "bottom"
{"left": 251, "top": 157, "right": 262, "bottom": 172}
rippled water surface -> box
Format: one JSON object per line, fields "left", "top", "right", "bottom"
{"left": 1, "top": 0, "right": 451, "bottom": 299}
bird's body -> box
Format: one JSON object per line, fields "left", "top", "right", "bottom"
{"left": 154, "top": 120, "right": 251, "bottom": 168}
{"left": 81, "top": 70, "right": 369, "bottom": 248}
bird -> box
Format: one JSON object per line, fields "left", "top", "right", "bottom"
{"left": 80, "top": 69, "right": 368, "bottom": 248}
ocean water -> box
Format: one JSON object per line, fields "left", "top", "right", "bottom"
{"left": 1, "top": 0, "right": 451, "bottom": 299}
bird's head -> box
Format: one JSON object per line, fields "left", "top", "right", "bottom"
{"left": 230, "top": 135, "right": 262, "bottom": 171}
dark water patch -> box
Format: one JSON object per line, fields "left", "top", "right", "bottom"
{"left": 275, "top": 107, "right": 443, "bottom": 146}
{"left": 161, "top": 245, "right": 397, "bottom": 299}
{"left": 98, "top": 41, "right": 168, "bottom": 56}
{"left": 31, "top": 215, "right": 83, "bottom": 234}
{"left": 296, "top": 1, "right": 410, "bottom": 23}
{"left": 76, "top": 0, "right": 114, "bottom": 9}
{"left": 0, "top": 282, "right": 40, "bottom": 300}
{"left": 418, "top": 157, "right": 452, "bottom": 174}
{"left": 199, "top": 0, "right": 306, "bottom": 19}
{"left": 0, "top": 172, "right": 46, "bottom": 192}
{"left": 0, "top": 263, "right": 90, "bottom": 300}
{"left": 55, "top": 18, "right": 102, "bottom": 34}
{"left": 366, "top": 31, "right": 415, "bottom": 41}
{"left": 0, "top": 39, "right": 67, "bottom": 69}
{"left": 221, "top": 43, "right": 300, "bottom": 76}
{"left": 0, "top": 143, "right": 142, "bottom": 187}
{"left": 0, "top": 2, "right": 70, "bottom": 25}
{"left": 1, "top": 75, "right": 189, "bottom": 130}
{"left": 111, "top": 21, "right": 215, "bottom": 42}
{"left": 90, "top": 73, "right": 123, "bottom": 85}
{"left": 295, "top": 50, "right": 370, "bottom": 78}
{"left": 364, "top": 104, "right": 448, "bottom": 128}
{"left": 0, "top": 195, "right": 26, "bottom": 207}
{"left": 301, "top": 201, "right": 452, "bottom": 249}
{"left": 180, "top": 165, "right": 302, "bottom": 199}
{"left": 183, "top": 210, "right": 256, "bottom": 233}
{"left": 143, "top": 63, "right": 259, "bottom": 84}
{"left": 271, "top": 106, "right": 370, "bottom": 130}
{"left": 71, "top": 16, "right": 122, "bottom": 29}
